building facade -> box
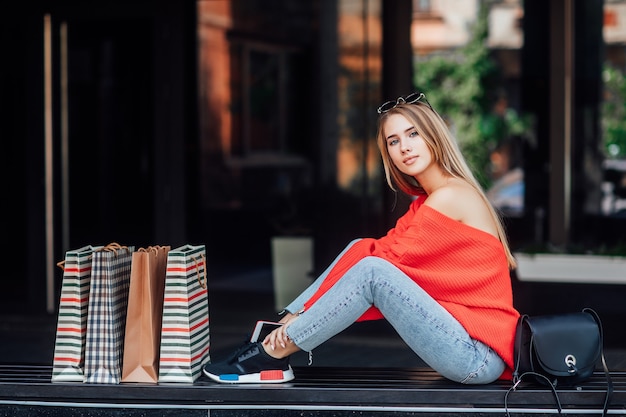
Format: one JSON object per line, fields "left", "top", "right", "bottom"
{"left": 2, "top": 0, "right": 624, "bottom": 314}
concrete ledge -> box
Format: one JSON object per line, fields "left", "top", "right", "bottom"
{"left": 0, "top": 364, "right": 623, "bottom": 416}
{"left": 514, "top": 253, "right": 626, "bottom": 284}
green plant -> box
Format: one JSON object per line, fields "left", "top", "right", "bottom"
{"left": 414, "top": 0, "right": 532, "bottom": 187}
{"left": 601, "top": 64, "right": 626, "bottom": 158}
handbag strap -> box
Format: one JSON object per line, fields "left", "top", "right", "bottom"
{"left": 511, "top": 314, "right": 528, "bottom": 385}
{"left": 504, "top": 371, "right": 562, "bottom": 417}
{"left": 507, "top": 309, "right": 613, "bottom": 417}
{"left": 583, "top": 308, "right": 613, "bottom": 417}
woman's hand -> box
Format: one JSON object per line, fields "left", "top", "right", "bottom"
{"left": 263, "top": 314, "right": 299, "bottom": 351}
{"left": 279, "top": 312, "right": 296, "bottom": 324}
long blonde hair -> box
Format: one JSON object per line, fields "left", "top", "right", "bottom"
{"left": 376, "top": 101, "right": 517, "bottom": 268}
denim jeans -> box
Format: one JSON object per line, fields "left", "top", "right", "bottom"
{"left": 283, "top": 240, "right": 506, "bottom": 384}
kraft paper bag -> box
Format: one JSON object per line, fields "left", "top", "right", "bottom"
{"left": 121, "top": 245, "right": 170, "bottom": 383}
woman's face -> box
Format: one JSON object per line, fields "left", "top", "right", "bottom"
{"left": 383, "top": 113, "right": 435, "bottom": 180}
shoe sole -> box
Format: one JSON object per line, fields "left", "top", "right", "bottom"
{"left": 203, "top": 366, "right": 295, "bottom": 384}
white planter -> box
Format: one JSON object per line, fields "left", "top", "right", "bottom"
{"left": 514, "top": 253, "right": 626, "bottom": 285}
{"left": 271, "top": 237, "right": 314, "bottom": 312}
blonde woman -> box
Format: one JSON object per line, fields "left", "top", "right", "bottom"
{"left": 204, "top": 92, "right": 520, "bottom": 384}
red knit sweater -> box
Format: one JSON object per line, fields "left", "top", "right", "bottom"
{"left": 302, "top": 197, "right": 520, "bottom": 380}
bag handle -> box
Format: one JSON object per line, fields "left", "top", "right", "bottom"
{"left": 97, "top": 242, "right": 131, "bottom": 256}
{"left": 56, "top": 245, "right": 100, "bottom": 270}
{"left": 138, "top": 246, "right": 160, "bottom": 255}
{"left": 103, "top": 242, "right": 123, "bottom": 250}
{"left": 193, "top": 254, "right": 207, "bottom": 289}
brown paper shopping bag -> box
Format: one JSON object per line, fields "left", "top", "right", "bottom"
{"left": 121, "top": 245, "right": 170, "bottom": 383}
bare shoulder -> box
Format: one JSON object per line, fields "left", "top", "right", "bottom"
{"left": 424, "top": 179, "right": 498, "bottom": 237}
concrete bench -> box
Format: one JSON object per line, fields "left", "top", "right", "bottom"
{"left": 0, "top": 363, "right": 622, "bottom": 416}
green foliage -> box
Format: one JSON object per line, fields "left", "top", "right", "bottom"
{"left": 601, "top": 64, "right": 626, "bottom": 158}
{"left": 414, "top": 0, "right": 532, "bottom": 187}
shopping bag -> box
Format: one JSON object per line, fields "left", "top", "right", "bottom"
{"left": 51, "top": 245, "right": 102, "bottom": 382}
{"left": 83, "top": 243, "right": 134, "bottom": 384}
{"left": 158, "top": 244, "right": 210, "bottom": 383}
{"left": 121, "top": 245, "right": 170, "bottom": 383}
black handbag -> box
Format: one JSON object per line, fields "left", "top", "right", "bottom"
{"left": 505, "top": 308, "right": 613, "bottom": 416}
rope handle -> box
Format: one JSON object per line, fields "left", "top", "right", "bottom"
{"left": 138, "top": 246, "right": 158, "bottom": 255}
{"left": 96, "top": 242, "right": 133, "bottom": 257}
{"left": 138, "top": 244, "right": 170, "bottom": 252}
{"left": 56, "top": 244, "right": 167, "bottom": 269}
{"left": 193, "top": 254, "right": 207, "bottom": 289}
{"left": 56, "top": 244, "right": 102, "bottom": 270}
{"left": 57, "top": 243, "right": 129, "bottom": 263}
{"left": 99, "top": 242, "right": 123, "bottom": 255}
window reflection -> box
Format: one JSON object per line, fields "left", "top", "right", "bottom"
{"left": 197, "top": 1, "right": 312, "bottom": 213}
{"left": 412, "top": 0, "right": 528, "bottom": 217}
{"left": 602, "top": 1, "right": 626, "bottom": 217}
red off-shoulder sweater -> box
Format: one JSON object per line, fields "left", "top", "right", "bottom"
{"left": 302, "top": 197, "right": 520, "bottom": 380}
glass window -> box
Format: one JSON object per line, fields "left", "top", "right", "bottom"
{"left": 601, "top": 0, "right": 626, "bottom": 217}
{"left": 412, "top": 0, "right": 529, "bottom": 218}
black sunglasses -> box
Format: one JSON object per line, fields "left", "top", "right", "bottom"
{"left": 377, "top": 92, "right": 432, "bottom": 114}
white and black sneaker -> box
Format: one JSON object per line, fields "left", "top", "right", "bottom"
{"left": 203, "top": 341, "right": 295, "bottom": 383}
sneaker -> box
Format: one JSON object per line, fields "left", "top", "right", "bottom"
{"left": 203, "top": 341, "right": 295, "bottom": 383}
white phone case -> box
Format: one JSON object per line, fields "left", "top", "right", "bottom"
{"left": 250, "top": 320, "right": 283, "bottom": 342}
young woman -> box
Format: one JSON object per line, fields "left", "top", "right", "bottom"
{"left": 203, "top": 92, "right": 520, "bottom": 384}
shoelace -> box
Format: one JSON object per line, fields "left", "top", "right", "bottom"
{"left": 226, "top": 341, "right": 258, "bottom": 364}
{"left": 226, "top": 334, "right": 314, "bottom": 366}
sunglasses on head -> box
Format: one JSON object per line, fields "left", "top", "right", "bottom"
{"left": 377, "top": 92, "right": 433, "bottom": 114}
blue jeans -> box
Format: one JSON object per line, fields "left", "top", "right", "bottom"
{"left": 283, "top": 240, "right": 506, "bottom": 384}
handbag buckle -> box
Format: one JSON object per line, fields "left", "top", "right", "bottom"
{"left": 565, "top": 354, "right": 577, "bottom": 374}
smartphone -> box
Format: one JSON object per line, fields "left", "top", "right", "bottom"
{"left": 250, "top": 320, "right": 283, "bottom": 342}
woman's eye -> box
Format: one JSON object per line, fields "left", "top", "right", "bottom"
{"left": 409, "top": 131, "right": 418, "bottom": 138}
{"left": 388, "top": 139, "right": 399, "bottom": 146}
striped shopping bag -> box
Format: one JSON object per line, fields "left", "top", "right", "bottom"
{"left": 158, "top": 244, "right": 210, "bottom": 383}
{"left": 83, "top": 243, "right": 134, "bottom": 384}
{"left": 51, "top": 245, "right": 102, "bottom": 382}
